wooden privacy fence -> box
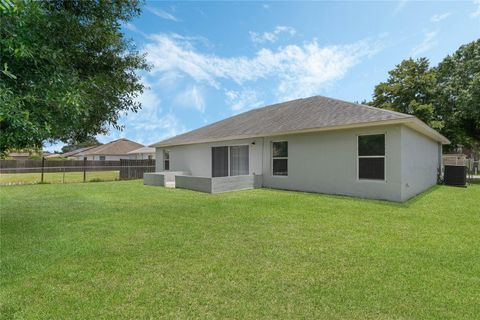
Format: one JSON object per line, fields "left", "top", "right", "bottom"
{"left": 0, "top": 159, "right": 121, "bottom": 173}
{"left": 119, "top": 159, "right": 155, "bottom": 180}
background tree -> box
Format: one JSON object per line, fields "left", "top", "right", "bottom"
{"left": 369, "top": 40, "right": 480, "bottom": 153}
{"left": 0, "top": 0, "right": 148, "bottom": 155}
{"left": 370, "top": 58, "right": 442, "bottom": 130}
{"left": 435, "top": 40, "right": 480, "bottom": 150}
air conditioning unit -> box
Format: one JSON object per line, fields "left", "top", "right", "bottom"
{"left": 443, "top": 165, "right": 467, "bottom": 187}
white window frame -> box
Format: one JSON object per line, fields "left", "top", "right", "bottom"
{"left": 163, "top": 149, "right": 170, "bottom": 171}
{"left": 356, "top": 133, "right": 386, "bottom": 182}
{"left": 271, "top": 140, "right": 288, "bottom": 177}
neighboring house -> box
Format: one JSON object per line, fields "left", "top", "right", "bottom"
{"left": 146, "top": 96, "right": 449, "bottom": 202}
{"left": 62, "top": 146, "right": 97, "bottom": 159}
{"left": 442, "top": 154, "right": 468, "bottom": 166}
{"left": 7, "top": 152, "right": 30, "bottom": 160}
{"left": 128, "top": 146, "right": 155, "bottom": 160}
{"left": 74, "top": 138, "right": 144, "bottom": 160}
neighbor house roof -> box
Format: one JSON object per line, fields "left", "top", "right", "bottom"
{"left": 60, "top": 146, "right": 97, "bottom": 158}
{"left": 81, "top": 139, "right": 144, "bottom": 156}
{"left": 127, "top": 146, "right": 155, "bottom": 154}
{"left": 152, "top": 96, "right": 449, "bottom": 147}
{"left": 8, "top": 152, "right": 30, "bottom": 157}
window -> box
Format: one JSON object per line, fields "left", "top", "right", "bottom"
{"left": 148, "top": 155, "right": 153, "bottom": 160}
{"left": 163, "top": 150, "right": 170, "bottom": 171}
{"left": 272, "top": 141, "right": 288, "bottom": 176}
{"left": 212, "top": 146, "right": 228, "bottom": 177}
{"left": 230, "top": 145, "right": 249, "bottom": 176}
{"left": 358, "top": 134, "right": 385, "bottom": 180}
{"left": 99, "top": 156, "right": 106, "bottom": 161}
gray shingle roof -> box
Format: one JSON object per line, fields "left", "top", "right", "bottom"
{"left": 81, "top": 139, "right": 144, "bottom": 155}
{"left": 151, "top": 96, "right": 431, "bottom": 147}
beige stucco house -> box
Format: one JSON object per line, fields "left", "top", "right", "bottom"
{"left": 145, "top": 96, "right": 449, "bottom": 202}
{"left": 74, "top": 138, "right": 144, "bottom": 160}
{"left": 128, "top": 146, "right": 155, "bottom": 160}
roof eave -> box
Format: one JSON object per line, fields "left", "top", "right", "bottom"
{"left": 151, "top": 117, "right": 439, "bottom": 148}
{"left": 404, "top": 118, "right": 450, "bottom": 144}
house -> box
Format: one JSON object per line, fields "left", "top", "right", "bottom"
{"left": 442, "top": 153, "right": 467, "bottom": 166}
{"left": 74, "top": 138, "right": 144, "bottom": 160}
{"left": 145, "top": 96, "right": 449, "bottom": 202}
{"left": 7, "top": 152, "right": 30, "bottom": 160}
{"left": 46, "top": 146, "right": 97, "bottom": 159}
{"left": 128, "top": 146, "right": 155, "bottom": 160}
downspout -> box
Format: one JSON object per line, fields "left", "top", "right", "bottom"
{"left": 437, "top": 142, "right": 443, "bottom": 183}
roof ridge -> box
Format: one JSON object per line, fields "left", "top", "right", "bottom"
{"left": 151, "top": 95, "right": 445, "bottom": 147}
{"left": 313, "top": 95, "right": 413, "bottom": 118}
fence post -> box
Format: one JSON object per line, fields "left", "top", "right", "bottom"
{"left": 40, "top": 157, "right": 45, "bottom": 183}
{"left": 83, "top": 157, "right": 87, "bottom": 183}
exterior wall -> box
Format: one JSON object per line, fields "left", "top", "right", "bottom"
{"left": 156, "top": 138, "right": 264, "bottom": 177}
{"left": 153, "top": 124, "right": 441, "bottom": 202}
{"left": 261, "top": 125, "right": 403, "bottom": 202}
{"left": 400, "top": 126, "right": 440, "bottom": 201}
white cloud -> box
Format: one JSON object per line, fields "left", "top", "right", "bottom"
{"left": 249, "top": 26, "right": 296, "bottom": 44}
{"left": 174, "top": 86, "right": 206, "bottom": 113}
{"left": 393, "top": 0, "right": 408, "bottom": 16}
{"left": 144, "top": 33, "right": 381, "bottom": 100}
{"left": 411, "top": 31, "right": 438, "bottom": 56}
{"left": 146, "top": 7, "right": 179, "bottom": 22}
{"left": 430, "top": 12, "right": 451, "bottom": 22}
{"left": 106, "top": 78, "right": 186, "bottom": 144}
{"left": 225, "top": 89, "right": 264, "bottom": 112}
{"left": 472, "top": 0, "right": 480, "bottom": 18}
{"left": 124, "top": 23, "right": 148, "bottom": 38}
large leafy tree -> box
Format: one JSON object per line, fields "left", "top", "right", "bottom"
{"left": 435, "top": 40, "right": 480, "bottom": 150}
{"left": 0, "top": 0, "right": 148, "bottom": 154}
{"left": 369, "top": 41, "right": 480, "bottom": 152}
{"left": 370, "top": 58, "right": 442, "bottom": 130}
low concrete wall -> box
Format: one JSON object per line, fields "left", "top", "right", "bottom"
{"left": 144, "top": 172, "right": 165, "bottom": 186}
{"left": 175, "top": 175, "right": 212, "bottom": 192}
{"left": 211, "top": 175, "right": 263, "bottom": 193}
{"left": 175, "top": 174, "right": 262, "bottom": 193}
{"left": 144, "top": 171, "right": 189, "bottom": 186}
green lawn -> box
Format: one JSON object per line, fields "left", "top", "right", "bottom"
{"left": 0, "top": 170, "right": 119, "bottom": 185}
{"left": 1, "top": 181, "right": 479, "bottom": 319}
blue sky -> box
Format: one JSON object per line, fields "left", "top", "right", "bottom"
{"left": 47, "top": 0, "right": 480, "bottom": 151}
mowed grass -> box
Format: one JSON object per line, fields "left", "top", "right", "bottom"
{"left": 1, "top": 181, "right": 479, "bottom": 319}
{"left": 0, "top": 171, "right": 119, "bottom": 185}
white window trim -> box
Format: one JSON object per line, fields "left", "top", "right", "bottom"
{"left": 356, "top": 133, "right": 387, "bottom": 182}
{"left": 211, "top": 144, "right": 250, "bottom": 177}
{"left": 271, "top": 140, "right": 288, "bottom": 177}
{"left": 163, "top": 149, "right": 170, "bottom": 171}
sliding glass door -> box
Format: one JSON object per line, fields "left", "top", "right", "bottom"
{"left": 212, "top": 145, "right": 249, "bottom": 177}
{"left": 212, "top": 146, "right": 229, "bottom": 177}
{"left": 230, "top": 146, "right": 249, "bottom": 176}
